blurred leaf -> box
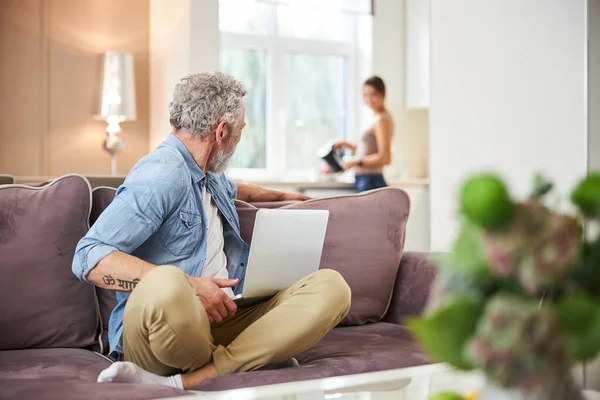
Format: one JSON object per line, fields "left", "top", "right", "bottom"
{"left": 408, "top": 296, "right": 484, "bottom": 370}
{"left": 557, "top": 295, "right": 600, "bottom": 361}
{"left": 530, "top": 173, "right": 554, "bottom": 200}
{"left": 429, "top": 392, "right": 464, "bottom": 400}
{"left": 570, "top": 239, "right": 600, "bottom": 293}
{"left": 571, "top": 173, "right": 600, "bottom": 218}
{"left": 452, "top": 221, "right": 493, "bottom": 281}
{"left": 557, "top": 296, "right": 596, "bottom": 333}
{"left": 460, "top": 173, "right": 513, "bottom": 230}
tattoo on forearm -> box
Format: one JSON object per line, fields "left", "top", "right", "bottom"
{"left": 117, "top": 279, "right": 140, "bottom": 290}
{"left": 101, "top": 274, "right": 139, "bottom": 291}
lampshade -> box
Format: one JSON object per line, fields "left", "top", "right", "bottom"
{"left": 95, "top": 51, "right": 137, "bottom": 121}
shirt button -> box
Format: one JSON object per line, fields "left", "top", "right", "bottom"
{"left": 229, "top": 217, "right": 233, "bottom": 221}
{"left": 241, "top": 262, "right": 245, "bottom": 266}
{"left": 187, "top": 221, "right": 192, "bottom": 227}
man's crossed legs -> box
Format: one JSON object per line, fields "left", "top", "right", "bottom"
{"left": 98, "top": 265, "right": 351, "bottom": 389}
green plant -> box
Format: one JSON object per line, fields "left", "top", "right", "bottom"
{"left": 411, "top": 172, "right": 600, "bottom": 398}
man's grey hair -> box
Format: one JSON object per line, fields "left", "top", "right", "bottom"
{"left": 169, "top": 72, "right": 246, "bottom": 139}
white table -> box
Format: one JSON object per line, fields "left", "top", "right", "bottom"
{"left": 161, "top": 363, "right": 485, "bottom": 400}
{"left": 160, "top": 364, "right": 600, "bottom": 400}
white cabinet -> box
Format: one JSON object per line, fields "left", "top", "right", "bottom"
{"left": 400, "top": 186, "right": 430, "bottom": 252}
{"left": 405, "top": 0, "right": 430, "bottom": 109}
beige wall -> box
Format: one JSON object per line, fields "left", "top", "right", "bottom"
{"left": 0, "top": 0, "right": 45, "bottom": 176}
{"left": 0, "top": 0, "right": 150, "bottom": 177}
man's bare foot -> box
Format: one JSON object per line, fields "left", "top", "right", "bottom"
{"left": 181, "top": 363, "right": 218, "bottom": 389}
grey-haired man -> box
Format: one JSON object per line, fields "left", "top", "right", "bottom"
{"left": 72, "top": 72, "right": 351, "bottom": 389}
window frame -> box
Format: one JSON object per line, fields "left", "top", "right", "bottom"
{"left": 220, "top": 10, "right": 363, "bottom": 181}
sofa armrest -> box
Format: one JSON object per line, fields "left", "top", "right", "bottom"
{"left": 383, "top": 251, "right": 437, "bottom": 325}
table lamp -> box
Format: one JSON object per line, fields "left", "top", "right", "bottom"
{"left": 95, "top": 51, "right": 137, "bottom": 176}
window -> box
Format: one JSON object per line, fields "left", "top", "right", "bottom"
{"left": 285, "top": 53, "right": 348, "bottom": 172}
{"left": 220, "top": 0, "right": 372, "bottom": 180}
{"left": 220, "top": 49, "right": 267, "bottom": 169}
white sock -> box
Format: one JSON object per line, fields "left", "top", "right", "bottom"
{"left": 97, "top": 361, "right": 184, "bottom": 389}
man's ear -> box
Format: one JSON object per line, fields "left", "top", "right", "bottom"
{"left": 214, "top": 120, "right": 228, "bottom": 145}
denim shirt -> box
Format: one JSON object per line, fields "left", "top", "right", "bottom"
{"left": 72, "top": 134, "right": 250, "bottom": 356}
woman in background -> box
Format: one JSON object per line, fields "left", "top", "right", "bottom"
{"left": 334, "top": 76, "right": 393, "bottom": 193}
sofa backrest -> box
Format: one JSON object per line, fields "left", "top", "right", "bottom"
{"left": 0, "top": 175, "right": 100, "bottom": 351}
{"left": 13, "top": 175, "right": 125, "bottom": 189}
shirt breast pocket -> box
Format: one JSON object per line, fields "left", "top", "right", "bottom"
{"left": 162, "top": 211, "right": 203, "bottom": 257}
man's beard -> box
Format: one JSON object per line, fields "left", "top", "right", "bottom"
{"left": 208, "top": 140, "right": 236, "bottom": 174}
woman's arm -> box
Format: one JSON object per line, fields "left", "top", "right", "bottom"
{"left": 343, "top": 118, "right": 392, "bottom": 169}
{"left": 333, "top": 141, "right": 357, "bottom": 153}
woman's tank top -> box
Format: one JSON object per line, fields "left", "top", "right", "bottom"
{"left": 354, "top": 112, "right": 393, "bottom": 176}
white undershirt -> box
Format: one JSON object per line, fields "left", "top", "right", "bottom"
{"left": 200, "top": 187, "right": 234, "bottom": 298}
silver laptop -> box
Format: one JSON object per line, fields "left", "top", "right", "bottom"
{"left": 233, "top": 208, "right": 329, "bottom": 307}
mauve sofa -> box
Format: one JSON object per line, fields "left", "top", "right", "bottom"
{"left": 0, "top": 174, "right": 436, "bottom": 400}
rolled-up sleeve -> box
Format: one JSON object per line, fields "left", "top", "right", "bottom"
{"left": 72, "top": 162, "right": 185, "bottom": 282}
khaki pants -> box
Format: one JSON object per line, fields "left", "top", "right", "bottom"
{"left": 122, "top": 265, "right": 351, "bottom": 377}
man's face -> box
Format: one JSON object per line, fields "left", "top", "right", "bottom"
{"left": 209, "top": 104, "right": 246, "bottom": 174}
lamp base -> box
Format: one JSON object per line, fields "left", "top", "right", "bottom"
{"left": 104, "top": 129, "right": 125, "bottom": 176}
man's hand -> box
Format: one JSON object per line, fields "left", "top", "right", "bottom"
{"left": 190, "top": 277, "right": 239, "bottom": 323}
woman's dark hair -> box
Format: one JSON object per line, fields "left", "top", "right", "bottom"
{"left": 364, "top": 76, "right": 386, "bottom": 96}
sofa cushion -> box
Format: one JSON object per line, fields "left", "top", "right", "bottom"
{"left": 194, "top": 322, "right": 431, "bottom": 391}
{"left": 235, "top": 188, "right": 410, "bottom": 325}
{"left": 384, "top": 251, "right": 437, "bottom": 325}
{"left": 0, "top": 175, "right": 99, "bottom": 351}
{"left": 91, "top": 187, "right": 119, "bottom": 354}
{"left": 91, "top": 186, "right": 117, "bottom": 226}
{"left": 0, "top": 348, "right": 189, "bottom": 399}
